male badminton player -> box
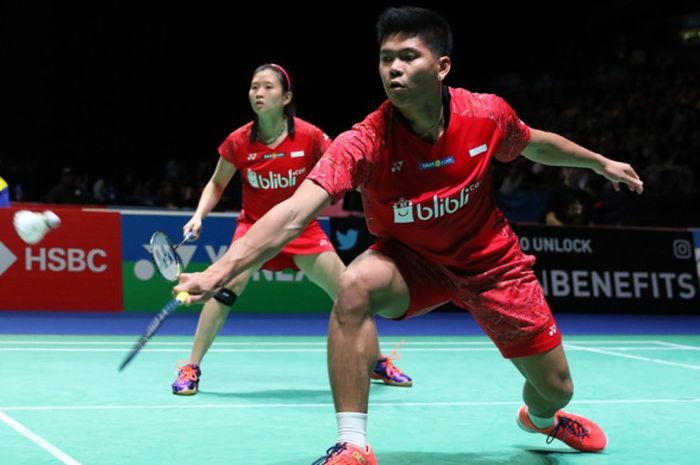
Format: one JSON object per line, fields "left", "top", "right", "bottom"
{"left": 176, "top": 7, "right": 644, "bottom": 463}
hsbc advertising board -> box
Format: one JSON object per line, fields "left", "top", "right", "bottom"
{"left": 0, "top": 207, "right": 123, "bottom": 311}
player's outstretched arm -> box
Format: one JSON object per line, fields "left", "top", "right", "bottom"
{"left": 184, "top": 158, "right": 238, "bottom": 238}
{"left": 174, "top": 179, "right": 332, "bottom": 303}
{"left": 523, "top": 128, "right": 644, "bottom": 194}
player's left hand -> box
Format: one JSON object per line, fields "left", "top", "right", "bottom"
{"left": 597, "top": 159, "right": 644, "bottom": 194}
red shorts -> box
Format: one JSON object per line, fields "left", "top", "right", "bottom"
{"left": 372, "top": 239, "right": 561, "bottom": 359}
{"left": 233, "top": 219, "right": 335, "bottom": 271}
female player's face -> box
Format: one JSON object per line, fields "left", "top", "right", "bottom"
{"left": 249, "top": 69, "right": 288, "bottom": 115}
{"left": 379, "top": 34, "right": 444, "bottom": 107}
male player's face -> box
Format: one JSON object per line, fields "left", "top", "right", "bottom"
{"left": 379, "top": 34, "right": 444, "bottom": 107}
{"left": 249, "top": 69, "right": 289, "bottom": 115}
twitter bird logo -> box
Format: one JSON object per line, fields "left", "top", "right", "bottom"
{"left": 335, "top": 229, "right": 358, "bottom": 251}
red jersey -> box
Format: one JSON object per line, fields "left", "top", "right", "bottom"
{"left": 308, "top": 87, "right": 531, "bottom": 273}
{"left": 219, "top": 117, "right": 331, "bottom": 222}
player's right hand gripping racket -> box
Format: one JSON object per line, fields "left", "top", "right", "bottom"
{"left": 118, "top": 231, "right": 193, "bottom": 371}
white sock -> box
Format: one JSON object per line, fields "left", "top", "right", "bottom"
{"left": 529, "top": 412, "right": 555, "bottom": 429}
{"left": 336, "top": 412, "right": 367, "bottom": 449}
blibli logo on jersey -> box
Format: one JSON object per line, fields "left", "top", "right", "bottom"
{"left": 393, "top": 198, "right": 414, "bottom": 223}
{"left": 247, "top": 169, "right": 298, "bottom": 189}
{"left": 392, "top": 182, "right": 481, "bottom": 223}
{"left": 263, "top": 152, "right": 285, "bottom": 160}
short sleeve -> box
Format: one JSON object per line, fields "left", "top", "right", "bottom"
{"left": 217, "top": 134, "right": 237, "bottom": 165}
{"left": 490, "top": 96, "right": 531, "bottom": 163}
{"left": 310, "top": 127, "right": 332, "bottom": 166}
{"left": 307, "top": 128, "right": 378, "bottom": 203}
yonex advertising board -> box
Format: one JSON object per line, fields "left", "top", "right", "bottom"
{"left": 512, "top": 224, "right": 700, "bottom": 313}
{"left": 0, "top": 207, "right": 123, "bottom": 311}
{"left": 120, "top": 211, "right": 333, "bottom": 312}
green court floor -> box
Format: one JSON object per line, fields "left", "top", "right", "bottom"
{"left": 2, "top": 335, "right": 699, "bottom": 464}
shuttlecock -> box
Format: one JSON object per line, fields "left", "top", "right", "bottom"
{"left": 13, "top": 209, "right": 61, "bottom": 244}
{"left": 42, "top": 210, "right": 61, "bottom": 228}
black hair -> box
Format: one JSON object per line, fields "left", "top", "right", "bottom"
{"left": 249, "top": 63, "right": 296, "bottom": 143}
{"left": 376, "top": 6, "right": 452, "bottom": 57}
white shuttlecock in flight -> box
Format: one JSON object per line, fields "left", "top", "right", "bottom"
{"left": 13, "top": 210, "right": 61, "bottom": 244}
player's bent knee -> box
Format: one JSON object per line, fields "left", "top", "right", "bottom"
{"left": 542, "top": 379, "right": 574, "bottom": 407}
{"left": 337, "top": 268, "right": 367, "bottom": 292}
{"left": 332, "top": 297, "right": 372, "bottom": 324}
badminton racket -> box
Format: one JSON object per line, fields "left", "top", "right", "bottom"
{"left": 118, "top": 231, "right": 194, "bottom": 371}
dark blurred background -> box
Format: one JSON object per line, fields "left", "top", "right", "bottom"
{"left": 2, "top": 1, "right": 699, "bottom": 225}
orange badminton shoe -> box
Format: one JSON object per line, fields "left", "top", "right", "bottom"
{"left": 517, "top": 405, "right": 607, "bottom": 452}
{"left": 311, "top": 443, "right": 377, "bottom": 465}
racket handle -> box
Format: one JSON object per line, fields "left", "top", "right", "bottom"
{"left": 174, "top": 232, "right": 195, "bottom": 250}
{"left": 174, "top": 291, "right": 189, "bottom": 304}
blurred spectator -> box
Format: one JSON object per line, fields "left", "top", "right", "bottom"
{"left": 541, "top": 168, "right": 594, "bottom": 226}
{"left": 92, "top": 177, "right": 117, "bottom": 204}
{"left": 642, "top": 153, "right": 694, "bottom": 194}
{"left": 47, "top": 167, "right": 88, "bottom": 203}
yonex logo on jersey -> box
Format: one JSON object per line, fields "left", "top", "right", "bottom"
{"left": 549, "top": 324, "right": 557, "bottom": 336}
{"left": 392, "top": 181, "right": 481, "bottom": 223}
{"left": 391, "top": 160, "right": 404, "bottom": 173}
{"left": 247, "top": 153, "right": 257, "bottom": 161}
{"left": 469, "top": 144, "right": 488, "bottom": 157}
{"left": 247, "top": 169, "right": 298, "bottom": 189}
{"left": 263, "top": 152, "right": 285, "bottom": 160}
{"left": 419, "top": 156, "right": 454, "bottom": 171}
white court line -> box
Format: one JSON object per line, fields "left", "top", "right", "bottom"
{"left": 653, "top": 340, "right": 700, "bottom": 351}
{"left": 0, "top": 348, "right": 328, "bottom": 353}
{"left": 566, "top": 343, "right": 700, "bottom": 371}
{"left": 1, "top": 398, "right": 698, "bottom": 412}
{"left": 0, "top": 346, "right": 688, "bottom": 353}
{"left": 0, "top": 410, "right": 82, "bottom": 465}
{"left": 0, "top": 339, "right": 682, "bottom": 346}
